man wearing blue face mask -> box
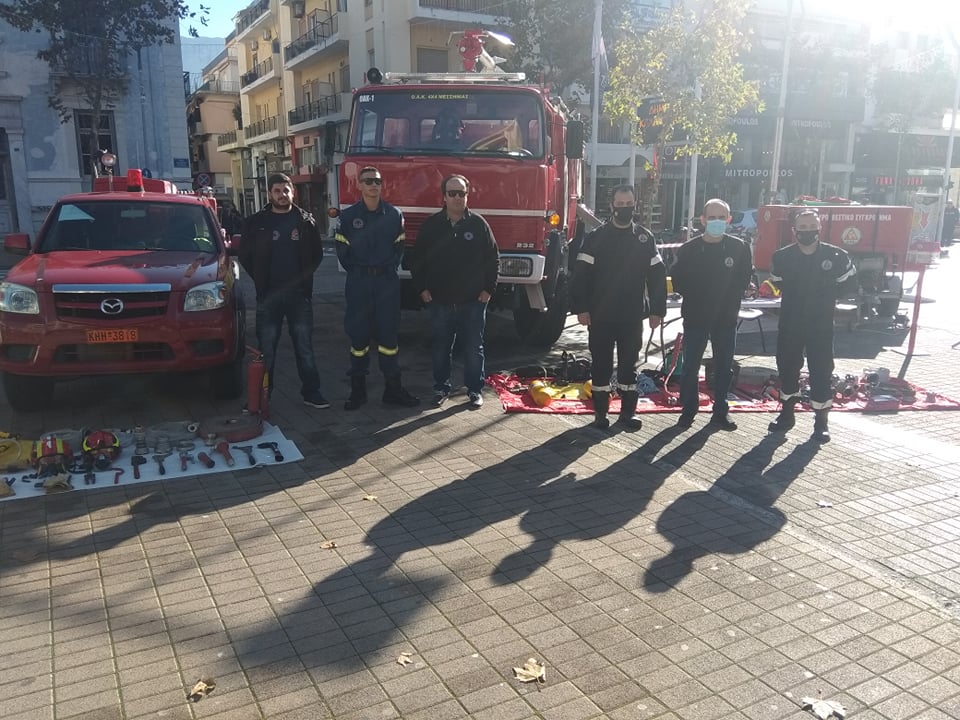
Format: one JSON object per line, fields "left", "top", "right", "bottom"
{"left": 767, "top": 209, "right": 856, "bottom": 443}
{"left": 671, "top": 198, "right": 754, "bottom": 430}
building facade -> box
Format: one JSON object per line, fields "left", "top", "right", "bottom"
{"left": 0, "top": 16, "right": 192, "bottom": 236}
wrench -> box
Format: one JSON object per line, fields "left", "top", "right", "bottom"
{"left": 153, "top": 453, "right": 171, "bottom": 476}
{"left": 112, "top": 468, "right": 124, "bottom": 485}
{"left": 257, "top": 441, "right": 284, "bottom": 462}
{"left": 179, "top": 452, "right": 195, "bottom": 472}
{"left": 131, "top": 455, "right": 147, "bottom": 479}
{"left": 235, "top": 445, "right": 256, "bottom": 466}
{"left": 215, "top": 442, "right": 234, "bottom": 467}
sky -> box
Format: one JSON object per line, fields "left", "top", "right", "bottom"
{"left": 190, "top": 0, "right": 248, "bottom": 39}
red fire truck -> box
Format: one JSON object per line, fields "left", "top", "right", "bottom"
{"left": 0, "top": 170, "right": 246, "bottom": 411}
{"left": 335, "top": 31, "right": 585, "bottom": 346}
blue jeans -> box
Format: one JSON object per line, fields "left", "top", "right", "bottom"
{"left": 679, "top": 320, "right": 736, "bottom": 417}
{"left": 430, "top": 301, "right": 487, "bottom": 394}
{"left": 255, "top": 289, "right": 322, "bottom": 398}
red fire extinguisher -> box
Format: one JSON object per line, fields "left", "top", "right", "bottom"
{"left": 246, "top": 349, "right": 270, "bottom": 421}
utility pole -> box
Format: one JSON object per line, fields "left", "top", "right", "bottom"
{"left": 686, "top": 82, "right": 701, "bottom": 223}
{"left": 588, "top": 0, "right": 603, "bottom": 211}
{"left": 770, "top": 0, "right": 794, "bottom": 201}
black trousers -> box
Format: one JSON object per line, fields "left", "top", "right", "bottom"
{"left": 776, "top": 321, "right": 834, "bottom": 407}
{"left": 588, "top": 320, "right": 642, "bottom": 390}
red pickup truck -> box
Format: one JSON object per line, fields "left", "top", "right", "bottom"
{"left": 0, "top": 170, "right": 245, "bottom": 411}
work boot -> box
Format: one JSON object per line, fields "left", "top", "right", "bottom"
{"left": 813, "top": 409, "right": 831, "bottom": 443}
{"left": 344, "top": 375, "right": 367, "bottom": 411}
{"left": 615, "top": 390, "right": 643, "bottom": 432}
{"left": 591, "top": 390, "right": 610, "bottom": 430}
{"left": 768, "top": 398, "right": 797, "bottom": 433}
{"left": 383, "top": 375, "right": 420, "bottom": 407}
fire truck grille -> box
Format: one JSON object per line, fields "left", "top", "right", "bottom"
{"left": 54, "top": 291, "right": 170, "bottom": 320}
{"left": 54, "top": 343, "right": 174, "bottom": 364}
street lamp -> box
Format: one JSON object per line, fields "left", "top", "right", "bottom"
{"left": 98, "top": 150, "right": 117, "bottom": 176}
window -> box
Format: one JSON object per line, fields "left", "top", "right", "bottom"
{"left": 368, "top": 48, "right": 375, "bottom": 69}
{"left": 337, "top": 0, "right": 348, "bottom": 10}
{"left": 340, "top": 64, "right": 350, "bottom": 92}
{"left": 417, "top": 48, "right": 448, "bottom": 73}
{"left": 75, "top": 111, "right": 116, "bottom": 177}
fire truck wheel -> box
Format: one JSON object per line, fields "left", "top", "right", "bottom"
{"left": 2, "top": 373, "right": 55, "bottom": 412}
{"left": 513, "top": 275, "right": 570, "bottom": 347}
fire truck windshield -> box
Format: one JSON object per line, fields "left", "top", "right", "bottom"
{"left": 348, "top": 89, "right": 545, "bottom": 158}
{"left": 38, "top": 201, "right": 218, "bottom": 253}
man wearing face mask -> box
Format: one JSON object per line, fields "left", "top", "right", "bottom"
{"left": 767, "top": 209, "right": 856, "bottom": 442}
{"left": 671, "top": 199, "right": 754, "bottom": 430}
{"left": 571, "top": 185, "right": 667, "bottom": 431}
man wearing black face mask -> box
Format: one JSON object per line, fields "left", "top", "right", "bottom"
{"left": 571, "top": 185, "right": 667, "bottom": 431}
{"left": 767, "top": 209, "right": 856, "bottom": 442}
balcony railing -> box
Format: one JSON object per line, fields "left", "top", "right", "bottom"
{"left": 241, "top": 56, "right": 274, "bottom": 88}
{"left": 185, "top": 74, "right": 241, "bottom": 97}
{"left": 288, "top": 94, "right": 343, "bottom": 126}
{"left": 418, "top": 0, "right": 503, "bottom": 11}
{"left": 218, "top": 130, "right": 240, "bottom": 148}
{"left": 284, "top": 13, "right": 340, "bottom": 63}
{"left": 244, "top": 115, "right": 279, "bottom": 139}
{"left": 236, "top": 0, "right": 270, "bottom": 34}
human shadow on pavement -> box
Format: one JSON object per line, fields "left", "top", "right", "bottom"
{"left": 644, "top": 433, "right": 822, "bottom": 591}
{"left": 235, "top": 422, "right": 713, "bottom": 671}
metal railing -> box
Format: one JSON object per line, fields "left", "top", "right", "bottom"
{"left": 236, "top": 0, "right": 270, "bottom": 34}
{"left": 241, "top": 56, "right": 274, "bottom": 88}
{"left": 284, "top": 13, "right": 340, "bottom": 63}
{"left": 418, "top": 0, "right": 503, "bottom": 12}
{"left": 244, "top": 115, "right": 279, "bottom": 139}
{"left": 218, "top": 130, "right": 240, "bottom": 148}
{"left": 185, "top": 75, "right": 241, "bottom": 97}
{"left": 288, "top": 94, "right": 342, "bottom": 126}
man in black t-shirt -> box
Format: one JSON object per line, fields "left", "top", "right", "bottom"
{"left": 238, "top": 174, "right": 327, "bottom": 408}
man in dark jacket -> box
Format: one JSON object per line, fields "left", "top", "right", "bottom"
{"left": 768, "top": 208, "right": 857, "bottom": 442}
{"left": 336, "top": 166, "right": 419, "bottom": 410}
{"left": 238, "top": 173, "right": 327, "bottom": 408}
{"left": 672, "top": 198, "right": 754, "bottom": 431}
{"left": 412, "top": 174, "right": 499, "bottom": 409}
{"left": 571, "top": 184, "right": 667, "bottom": 431}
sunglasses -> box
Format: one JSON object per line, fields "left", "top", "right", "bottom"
{"left": 445, "top": 190, "right": 467, "bottom": 198}
{"left": 360, "top": 177, "right": 382, "bottom": 185}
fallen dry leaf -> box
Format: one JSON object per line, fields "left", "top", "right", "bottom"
{"left": 320, "top": 540, "right": 337, "bottom": 549}
{"left": 396, "top": 652, "right": 413, "bottom": 666}
{"left": 186, "top": 677, "right": 216, "bottom": 703}
{"left": 513, "top": 657, "right": 546, "bottom": 685}
{"left": 801, "top": 694, "right": 845, "bottom": 719}
{"left": 363, "top": 494, "right": 378, "bottom": 501}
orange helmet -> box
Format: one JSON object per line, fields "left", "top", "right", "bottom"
{"left": 758, "top": 279, "right": 781, "bottom": 298}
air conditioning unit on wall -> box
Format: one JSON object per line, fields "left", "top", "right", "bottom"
{"left": 262, "top": 29, "right": 272, "bottom": 41}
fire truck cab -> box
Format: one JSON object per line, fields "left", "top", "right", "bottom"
{"left": 335, "top": 35, "right": 585, "bottom": 346}
{"left": 0, "top": 169, "right": 246, "bottom": 411}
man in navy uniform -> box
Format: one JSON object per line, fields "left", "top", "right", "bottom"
{"left": 336, "top": 166, "right": 419, "bottom": 410}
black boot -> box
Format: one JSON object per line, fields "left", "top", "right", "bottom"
{"left": 383, "top": 374, "right": 420, "bottom": 407}
{"left": 813, "top": 409, "right": 831, "bottom": 443}
{"left": 591, "top": 390, "right": 610, "bottom": 429}
{"left": 344, "top": 375, "right": 367, "bottom": 411}
{"left": 615, "top": 390, "right": 643, "bottom": 432}
{"left": 768, "top": 398, "right": 797, "bottom": 433}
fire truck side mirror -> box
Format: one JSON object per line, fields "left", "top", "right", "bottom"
{"left": 3, "top": 233, "right": 31, "bottom": 255}
{"left": 226, "top": 234, "right": 242, "bottom": 256}
{"left": 565, "top": 121, "right": 585, "bottom": 160}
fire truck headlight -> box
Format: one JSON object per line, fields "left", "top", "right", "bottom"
{"left": 499, "top": 257, "right": 533, "bottom": 278}
{"left": 0, "top": 282, "right": 40, "bottom": 314}
{"left": 184, "top": 282, "right": 227, "bottom": 311}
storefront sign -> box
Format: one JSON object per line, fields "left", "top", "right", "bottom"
{"left": 724, "top": 168, "right": 795, "bottom": 179}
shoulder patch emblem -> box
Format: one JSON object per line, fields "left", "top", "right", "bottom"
{"left": 352, "top": 218, "right": 364, "bottom": 229}
{"left": 464, "top": 231, "right": 474, "bottom": 241}
{"left": 724, "top": 257, "right": 734, "bottom": 268}
{"left": 821, "top": 259, "right": 833, "bottom": 271}
{"left": 272, "top": 230, "right": 280, "bottom": 242}
{"left": 291, "top": 229, "right": 300, "bottom": 242}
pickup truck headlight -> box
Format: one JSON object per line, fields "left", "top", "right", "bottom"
{"left": 184, "top": 281, "right": 228, "bottom": 312}
{"left": 0, "top": 282, "right": 40, "bottom": 314}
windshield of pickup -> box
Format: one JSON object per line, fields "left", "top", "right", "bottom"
{"left": 348, "top": 88, "right": 546, "bottom": 158}
{"left": 37, "top": 201, "right": 218, "bottom": 253}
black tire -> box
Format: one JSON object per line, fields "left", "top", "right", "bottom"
{"left": 210, "top": 297, "right": 246, "bottom": 400}
{"left": 512, "top": 274, "right": 570, "bottom": 347}
{"left": 3, "top": 372, "right": 55, "bottom": 412}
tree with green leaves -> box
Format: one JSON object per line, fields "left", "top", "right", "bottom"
{"left": 0, "top": 0, "right": 208, "bottom": 187}
{"left": 499, "top": 0, "right": 633, "bottom": 95}
{"left": 604, "top": 0, "right": 761, "bottom": 215}
{"left": 869, "top": 53, "right": 956, "bottom": 200}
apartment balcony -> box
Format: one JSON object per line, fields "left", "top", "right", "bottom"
{"left": 217, "top": 130, "right": 246, "bottom": 152}
{"left": 410, "top": 0, "right": 502, "bottom": 24}
{"left": 241, "top": 56, "right": 276, "bottom": 93}
{"left": 244, "top": 115, "right": 284, "bottom": 143}
{"left": 187, "top": 78, "right": 241, "bottom": 98}
{"left": 49, "top": 44, "right": 125, "bottom": 79}
{"left": 283, "top": 13, "right": 348, "bottom": 70}
{"left": 236, "top": 0, "right": 271, "bottom": 39}
{"left": 287, "top": 93, "right": 350, "bottom": 133}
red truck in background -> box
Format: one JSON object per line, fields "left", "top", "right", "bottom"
{"left": 0, "top": 170, "right": 246, "bottom": 411}
{"left": 754, "top": 204, "right": 915, "bottom": 319}
{"left": 335, "top": 31, "right": 586, "bottom": 347}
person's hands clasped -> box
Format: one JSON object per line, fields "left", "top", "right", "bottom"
{"left": 420, "top": 290, "right": 432, "bottom": 304}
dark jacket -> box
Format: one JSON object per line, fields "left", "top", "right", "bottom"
{"left": 671, "top": 233, "right": 754, "bottom": 326}
{"left": 411, "top": 208, "right": 499, "bottom": 304}
{"left": 769, "top": 241, "right": 856, "bottom": 327}
{"left": 238, "top": 204, "right": 324, "bottom": 300}
{"left": 570, "top": 221, "right": 667, "bottom": 323}
{"left": 335, "top": 199, "right": 404, "bottom": 272}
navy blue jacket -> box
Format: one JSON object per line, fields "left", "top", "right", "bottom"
{"left": 336, "top": 199, "right": 404, "bottom": 272}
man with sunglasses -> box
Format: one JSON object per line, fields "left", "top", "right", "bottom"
{"left": 336, "top": 166, "right": 419, "bottom": 409}
{"left": 411, "top": 174, "right": 499, "bottom": 409}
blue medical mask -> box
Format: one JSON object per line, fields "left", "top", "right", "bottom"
{"left": 704, "top": 219, "right": 727, "bottom": 236}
